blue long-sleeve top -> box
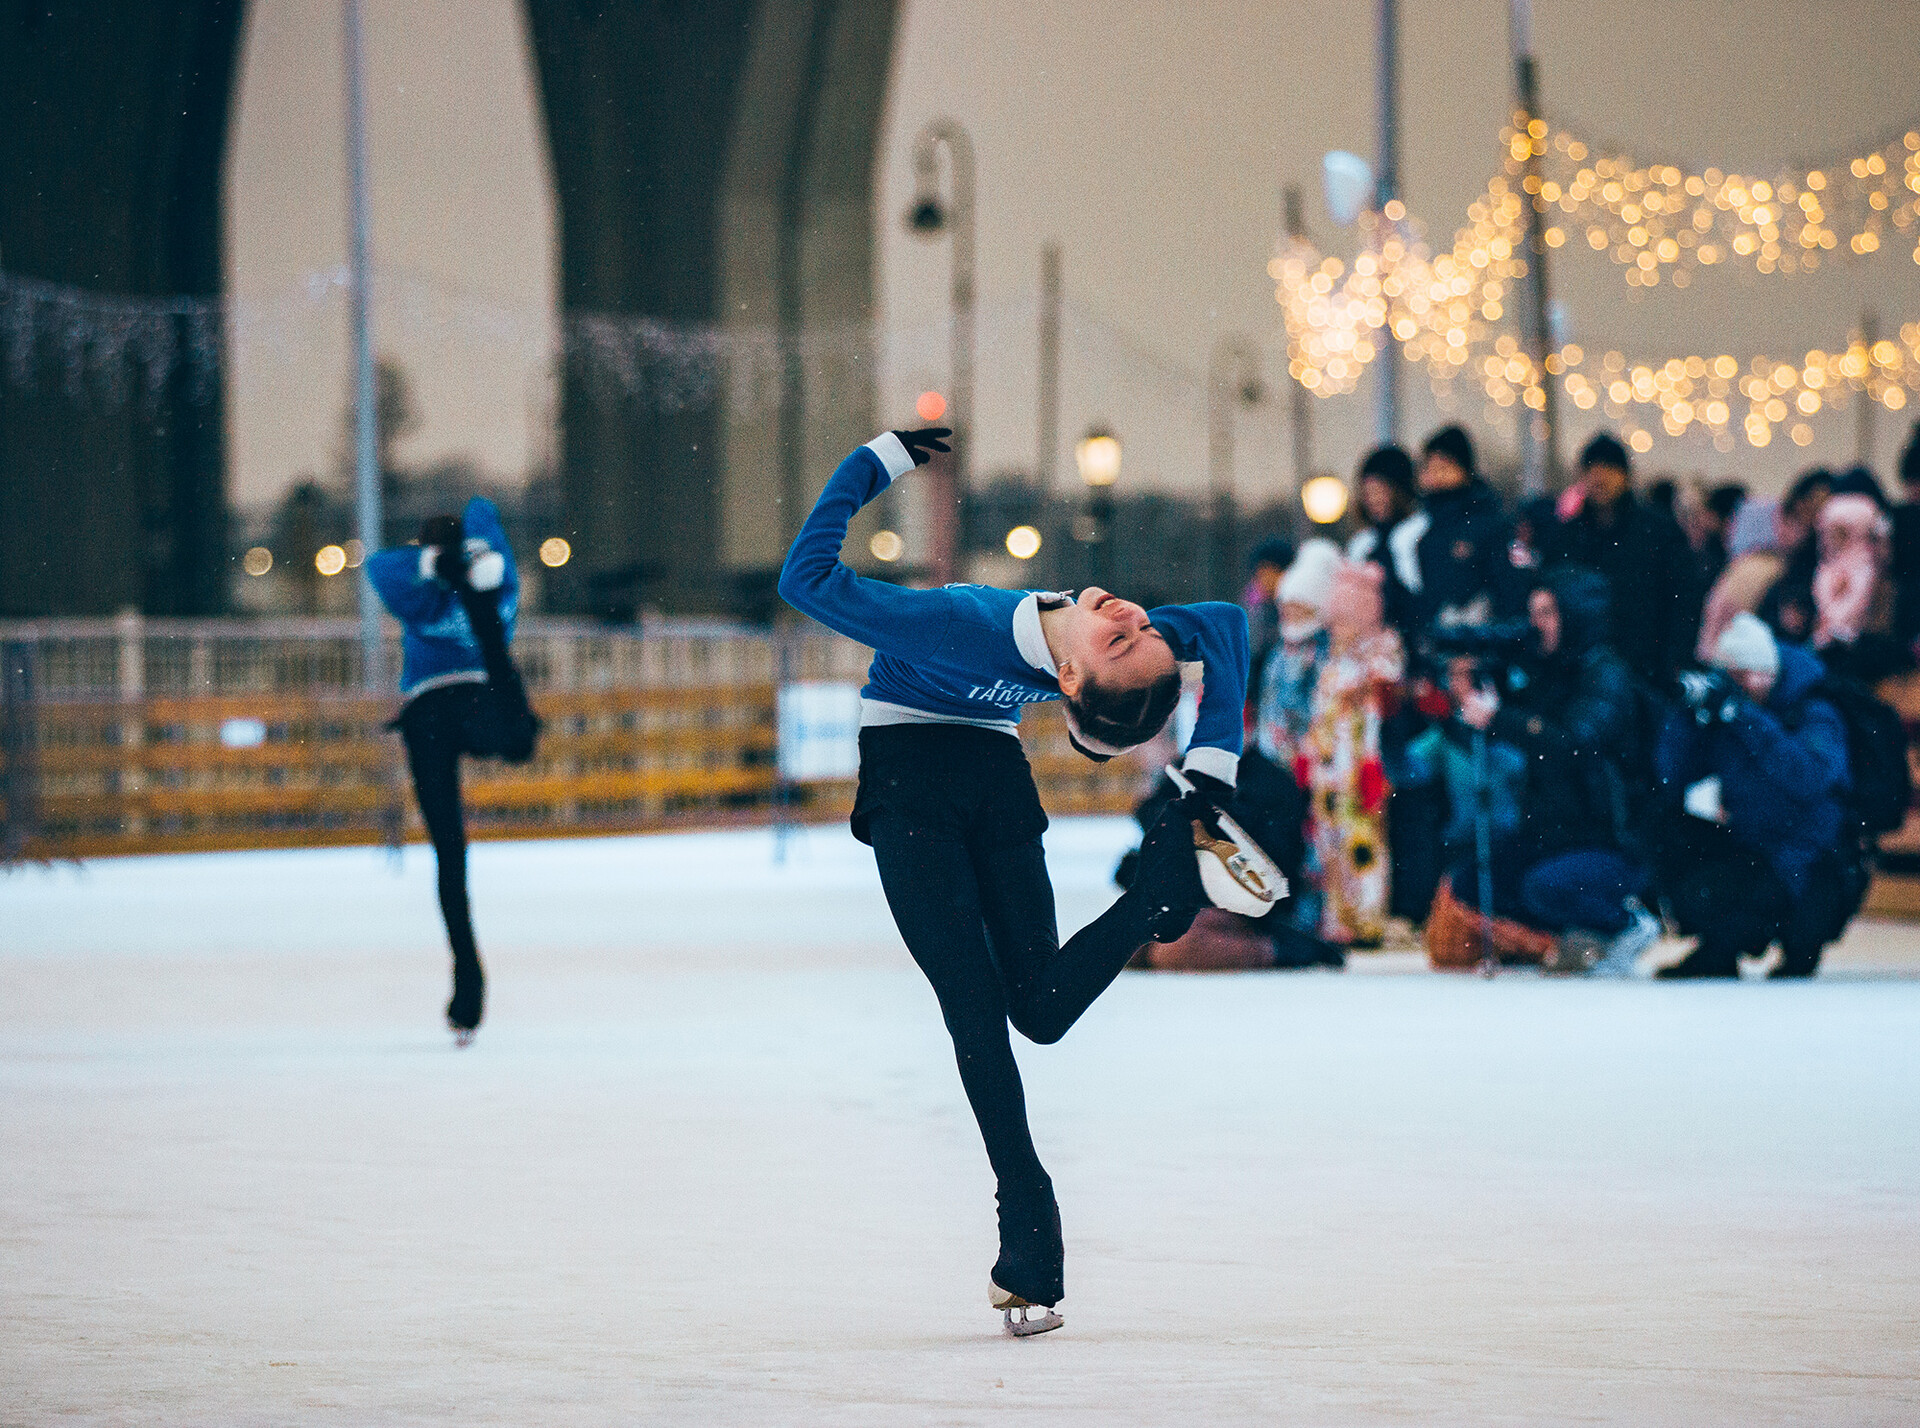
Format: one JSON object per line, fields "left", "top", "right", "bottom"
{"left": 367, "top": 496, "right": 519, "bottom": 700}
{"left": 778, "top": 435, "right": 1248, "bottom": 785}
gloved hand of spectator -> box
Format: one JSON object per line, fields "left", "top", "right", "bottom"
{"left": 891, "top": 427, "right": 953, "bottom": 467}
{"left": 1677, "top": 669, "right": 1740, "bottom": 726}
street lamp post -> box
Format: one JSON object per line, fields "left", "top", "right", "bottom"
{"left": 1075, "top": 428, "right": 1120, "bottom": 590}
{"left": 1374, "top": 0, "right": 1402, "bottom": 447}
{"left": 905, "top": 119, "right": 975, "bottom": 583}
{"left": 1207, "top": 335, "right": 1262, "bottom": 601}
{"left": 1509, "top": 0, "right": 1561, "bottom": 494}
{"left": 343, "top": 0, "right": 381, "bottom": 691}
{"left": 1282, "top": 185, "right": 1316, "bottom": 497}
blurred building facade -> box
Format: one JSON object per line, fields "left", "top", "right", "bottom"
{"left": 1, "top": 0, "right": 897, "bottom": 619}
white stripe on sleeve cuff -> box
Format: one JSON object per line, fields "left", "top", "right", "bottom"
{"left": 1181, "top": 745, "right": 1240, "bottom": 788}
{"left": 865, "top": 432, "right": 915, "bottom": 482}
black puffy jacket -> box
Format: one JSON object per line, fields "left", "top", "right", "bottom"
{"left": 1545, "top": 492, "right": 1701, "bottom": 686}
{"left": 1412, "top": 479, "right": 1515, "bottom": 644}
{"left": 1481, "top": 566, "right": 1639, "bottom": 857}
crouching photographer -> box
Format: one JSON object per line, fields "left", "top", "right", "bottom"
{"left": 1649, "top": 614, "right": 1863, "bottom": 979}
{"left": 1430, "top": 567, "right": 1661, "bottom": 975}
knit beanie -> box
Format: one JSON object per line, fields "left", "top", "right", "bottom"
{"left": 1277, "top": 538, "right": 1343, "bottom": 613}
{"left": 1826, "top": 464, "right": 1890, "bottom": 511}
{"left": 1358, "top": 444, "right": 1417, "bottom": 500}
{"left": 1712, "top": 611, "right": 1780, "bottom": 678}
{"left": 1421, "top": 424, "right": 1476, "bottom": 476}
{"left": 1579, "top": 430, "right": 1631, "bottom": 475}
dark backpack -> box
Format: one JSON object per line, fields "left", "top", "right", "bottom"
{"left": 1814, "top": 678, "right": 1912, "bottom": 837}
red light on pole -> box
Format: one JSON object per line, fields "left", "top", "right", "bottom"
{"left": 916, "top": 390, "right": 948, "bottom": 422}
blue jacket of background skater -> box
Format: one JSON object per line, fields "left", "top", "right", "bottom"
{"left": 779, "top": 435, "right": 1250, "bottom": 785}
{"left": 1655, "top": 642, "right": 1850, "bottom": 897}
{"left": 367, "top": 497, "right": 519, "bottom": 700}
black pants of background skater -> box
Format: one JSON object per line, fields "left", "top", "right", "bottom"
{"left": 856, "top": 724, "right": 1180, "bottom": 1298}
{"left": 392, "top": 584, "right": 534, "bottom": 1032}
{"left": 399, "top": 686, "right": 484, "bottom": 1029}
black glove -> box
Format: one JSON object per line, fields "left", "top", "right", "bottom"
{"left": 429, "top": 540, "right": 471, "bottom": 588}
{"left": 1176, "top": 770, "right": 1237, "bottom": 834}
{"left": 1677, "top": 669, "right": 1740, "bottom": 726}
{"left": 891, "top": 427, "right": 952, "bottom": 467}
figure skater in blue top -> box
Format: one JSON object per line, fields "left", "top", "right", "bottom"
{"left": 368, "top": 500, "right": 539, "bottom": 1046}
{"left": 781, "top": 429, "right": 1279, "bottom": 1335}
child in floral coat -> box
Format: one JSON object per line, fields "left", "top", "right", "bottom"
{"left": 1302, "top": 559, "right": 1405, "bottom": 946}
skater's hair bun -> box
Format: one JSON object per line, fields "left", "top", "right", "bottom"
{"left": 1063, "top": 667, "right": 1182, "bottom": 761}
{"left": 419, "top": 514, "right": 463, "bottom": 550}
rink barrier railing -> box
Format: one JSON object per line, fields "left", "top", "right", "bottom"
{"left": 0, "top": 615, "right": 1146, "bottom": 858}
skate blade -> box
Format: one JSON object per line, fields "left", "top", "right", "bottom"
{"left": 1166, "top": 766, "right": 1287, "bottom": 915}
{"left": 1003, "top": 1305, "right": 1064, "bottom": 1337}
{"left": 991, "top": 1280, "right": 1062, "bottom": 1335}
{"left": 451, "top": 1028, "right": 476, "bottom": 1048}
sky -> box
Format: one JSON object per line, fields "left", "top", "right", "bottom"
{"left": 225, "top": 0, "right": 1920, "bottom": 511}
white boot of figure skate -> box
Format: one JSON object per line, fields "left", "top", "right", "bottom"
{"left": 990, "top": 1280, "right": 1064, "bottom": 1337}
{"left": 1164, "top": 765, "right": 1287, "bottom": 918}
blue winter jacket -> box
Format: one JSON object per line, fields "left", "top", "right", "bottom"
{"left": 1655, "top": 643, "right": 1850, "bottom": 895}
{"left": 367, "top": 497, "right": 520, "bottom": 699}
{"left": 779, "top": 436, "right": 1249, "bottom": 785}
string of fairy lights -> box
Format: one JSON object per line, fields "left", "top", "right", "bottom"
{"left": 1271, "top": 118, "right": 1920, "bottom": 451}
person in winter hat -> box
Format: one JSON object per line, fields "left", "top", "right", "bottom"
{"left": 1762, "top": 467, "right": 1911, "bottom": 684}
{"left": 1444, "top": 566, "right": 1656, "bottom": 975}
{"left": 1301, "top": 558, "right": 1405, "bottom": 946}
{"left": 1255, "top": 539, "right": 1343, "bottom": 935}
{"left": 1346, "top": 445, "right": 1424, "bottom": 638}
{"left": 1650, "top": 613, "right": 1859, "bottom": 978}
{"left": 1542, "top": 430, "right": 1701, "bottom": 686}
{"left": 1701, "top": 468, "right": 1835, "bottom": 659}
{"left": 1410, "top": 425, "right": 1517, "bottom": 648}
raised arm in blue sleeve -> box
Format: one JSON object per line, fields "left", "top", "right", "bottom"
{"left": 777, "top": 436, "right": 957, "bottom": 658}
{"left": 367, "top": 543, "right": 452, "bottom": 628}
{"left": 462, "top": 497, "right": 518, "bottom": 599}
{"left": 1148, "top": 600, "right": 1250, "bottom": 786}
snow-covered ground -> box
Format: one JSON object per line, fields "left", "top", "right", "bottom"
{"left": 4, "top": 819, "right": 1918, "bottom": 1426}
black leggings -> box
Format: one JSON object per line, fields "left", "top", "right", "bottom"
{"left": 859, "top": 725, "right": 1160, "bottom": 1196}
{"left": 400, "top": 686, "right": 479, "bottom": 974}
{"left": 393, "top": 584, "right": 528, "bottom": 984}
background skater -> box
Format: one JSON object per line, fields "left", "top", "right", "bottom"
{"left": 369, "top": 500, "right": 540, "bottom": 1045}
{"left": 780, "top": 428, "right": 1275, "bottom": 1335}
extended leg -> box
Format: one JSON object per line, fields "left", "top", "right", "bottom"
{"left": 981, "top": 818, "right": 1184, "bottom": 1046}
{"left": 403, "top": 710, "right": 483, "bottom": 1033}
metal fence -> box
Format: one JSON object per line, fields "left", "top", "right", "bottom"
{"left": 0, "top": 615, "right": 1145, "bottom": 859}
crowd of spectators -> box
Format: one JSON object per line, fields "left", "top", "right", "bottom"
{"left": 1141, "top": 417, "right": 1920, "bottom": 979}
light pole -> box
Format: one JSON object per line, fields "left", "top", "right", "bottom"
{"left": 1207, "top": 335, "right": 1262, "bottom": 601}
{"left": 1509, "top": 0, "right": 1560, "bottom": 494}
{"left": 343, "top": 0, "right": 381, "bottom": 690}
{"left": 1374, "top": 0, "right": 1402, "bottom": 446}
{"left": 1074, "top": 427, "right": 1120, "bottom": 590}
{"left": 1282, "top": 185, "right": 1316, "bottom": 497}
{"left": 905, "top": 119, "right": 975, "bottom": 583}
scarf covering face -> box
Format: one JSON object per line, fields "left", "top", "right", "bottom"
{"left": 1812, "top": 494, "right": 1892, "bottom": 646}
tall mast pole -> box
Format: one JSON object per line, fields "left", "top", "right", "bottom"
{"left": 344, "top": 0, "right": 382, "bottom": 689}
{"left": 1510, "top": 0, "right": 1561, "bottom": 494}
{"left": 1375, "top": 0, "right": 1401, "bottom": 446}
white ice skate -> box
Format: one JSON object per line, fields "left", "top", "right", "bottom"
{"left": 991, "top": 1280, "right": 1063, "bottom": 1337}
{"left": 1165, "top": 765, "right": 1287, "bottom": 918}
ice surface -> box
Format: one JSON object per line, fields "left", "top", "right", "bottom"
{"left": 4, "top": 820, "right": 1919, "bottom": 1425}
